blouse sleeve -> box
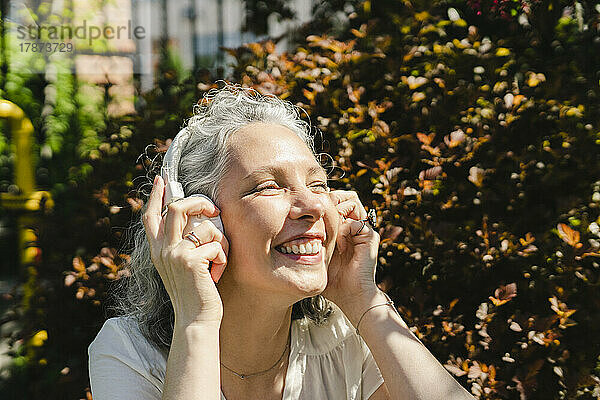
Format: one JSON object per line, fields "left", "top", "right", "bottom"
{"left": 359, "top": 332, "right": 385, "bottom": 400}
{"left": 88, "top": 318, "right": 164, "bottom": 400}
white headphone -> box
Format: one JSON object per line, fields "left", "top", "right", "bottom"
{"left": 160, "top": 127, "right": 225, "bottom": 234}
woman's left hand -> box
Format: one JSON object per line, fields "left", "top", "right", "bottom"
{"left": 321, "top": 190, "right": 381, "bottom": 307}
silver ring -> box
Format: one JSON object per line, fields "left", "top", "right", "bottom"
{"left": 354, "top": 220, "right": 367, "bottom": 236}
{"left": 184, "top": 231, "right": 201, "bottom": 248}
{"left": 353, "top": 209, "right": 377, "bottom": 236}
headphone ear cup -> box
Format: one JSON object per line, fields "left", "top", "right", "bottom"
{"left": 161, "top": 179, "right": 185, "bottom": 206}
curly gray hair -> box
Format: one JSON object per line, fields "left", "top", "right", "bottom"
{"left": 110, "top": 83, "right": 334, "bottom": 350}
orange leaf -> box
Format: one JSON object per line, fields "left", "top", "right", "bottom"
{"left": 489, "top": 297, "right": 510, "bottom": 306}
{"left": 421, "top": 144, "right": 441, "bottom": 156}
{"left": 468, "top": 167, "right": 485, "bottom": 187}
{"left": 489, "top": 365, "right": 497, "bottom": 382}
{"left": 581, "top": 252, "right": 600, "bottom": 258}
{"left": 416, "top": 132, "right": 435, "bottom": 145}
{"left": 302, "top": 88, "right": 315, "bottom": 102}
{"left": 449, "top": 298, "right": 459, "bottom": 310}
{"left": 72, "top": 256, "right": 86, "bottom": 273}
{"left": 490, "top": 283, "right": 517, "bottom": 306}
{"left": 557, "top": 223, "right": 581, "bottom": 247}
{"left": 419, "top": 166, "right": 442, "bottom": 180}
{"left": 350, "top": 28, "right": 367, "bottom": 38}
{"left": 444, "top": 129, "right": 466, "bottom": 148}
{"left": 265, "top": 41, "right": 275, "bottom": 54}
{"left": 442, "top": 321, "right": 452, "bottom": 333}
{"left": 420, "top": 180, "right": 434, "bottom": 191}
{"left": 519, "top": 232, "right": 535, "bottom": 246}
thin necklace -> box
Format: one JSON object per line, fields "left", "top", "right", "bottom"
{"left": 221, "top": 329, "right": 291, "bottom": 380}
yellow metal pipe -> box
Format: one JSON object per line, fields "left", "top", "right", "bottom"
{"left": 0, "top": 100, "right": 35, "bottom": 194}
{"left": 0, "top": 100, "right": 51, "bottom": 270}
{"left": 0, "top": 97, "right": 54, "bottom": 365}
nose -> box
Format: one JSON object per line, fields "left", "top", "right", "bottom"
{"left": 288, "top": 187, "right": 325, "bottom": 222}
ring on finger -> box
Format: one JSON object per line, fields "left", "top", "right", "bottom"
{"left": 184, "top": 231, "right": 202, "bottom": 248}
{"left": 353, "top": 220, "right": 367, "bottom": 236}
{"left": 353, "top": 208, "right": 377, "bottom": 236}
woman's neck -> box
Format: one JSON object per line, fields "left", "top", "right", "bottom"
{"left": 218, "top": 281, "right": 295, "bottom": 377}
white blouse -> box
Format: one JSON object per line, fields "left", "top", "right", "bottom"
{"left": 88, "top": 303, "right": 384, "bottom": 400}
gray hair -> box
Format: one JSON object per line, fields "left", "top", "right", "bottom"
{"left": 110, "top": 83, "right": 334, "bottom": 350}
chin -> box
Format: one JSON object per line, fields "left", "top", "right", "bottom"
{"left": 307, "top": 278, "right": 327, "bottom": 296}
{"left": 282, "top": 269, "right": 327, "bottom": 298}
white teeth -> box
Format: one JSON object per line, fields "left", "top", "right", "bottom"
{"left": 278, "top": 240, "right": 322, "bottom": 255}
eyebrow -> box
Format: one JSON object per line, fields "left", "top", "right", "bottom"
{"left": 242, "top": 164, "right": 327, "bottom": 182}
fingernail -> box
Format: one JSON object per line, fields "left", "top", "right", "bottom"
{"left": 153, "top": 175, "right": 159, "bottom": 185}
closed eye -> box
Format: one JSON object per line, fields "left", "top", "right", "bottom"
{"left": 252, "top": 181, "right": 329, "bottom": 194}
{"left": 312, "top": 182, "right": 330, "bottom": 192}
{"left": 255, "top": 182, "right": 282, "bottom": 192}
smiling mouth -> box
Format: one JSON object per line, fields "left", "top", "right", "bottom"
{"left": 275, "top": 239, "right": 323, "bottom": 256}
{"left": 275, "top": 248, "right": 323, "bottom": 264}
{"left": 274, "top": 239, "right": 324, "bottom": 264}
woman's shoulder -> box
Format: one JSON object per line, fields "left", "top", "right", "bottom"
{"left": 89, "top": 316, "right": 168, "bottom": 374}
{"left": 297, "top": 301, "right": 361, "bottom": 356}
{"left": 90, "top": 316, "right": 143, "bottom": 347}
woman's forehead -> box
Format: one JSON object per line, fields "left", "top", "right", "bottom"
{"left": 228, "top": 122, "right": 305, "bottom": 146}
{"left": 227, "top": 123, "right": 315, "bottom": 165}
{"left": 241, "top": 163, "right": 326, "bottom": 182}
{"left": 224, "top": 123, "right": 324, "bottom": 180}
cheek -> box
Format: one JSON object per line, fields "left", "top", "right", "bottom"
{"left": 250, "top": 201, "right": 288, "bottom": 226}
{"left": 234, "top": 201, "right": 288, "bottom": 244}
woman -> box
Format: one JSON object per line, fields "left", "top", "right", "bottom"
{"left": 89, "top": 84, "right": 473, "bottom": 399}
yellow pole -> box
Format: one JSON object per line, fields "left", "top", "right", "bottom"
{"left": 0, "top": 100, "right": 35, "bottom": 195}
{"left": 0, "top": 100, "right": 52, "bottom": 292}
{"left": 0, "top": 100, "right": 54, "bottom": 365}
{"left": 0, "top": 99, "right": 53, "bottom": 366}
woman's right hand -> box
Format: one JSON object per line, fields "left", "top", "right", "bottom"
{"left": 142, "top": 175, "right": 229, "bottom": 327}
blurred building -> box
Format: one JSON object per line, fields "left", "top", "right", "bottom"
{"left": 6, "top": 0, "right": 314, "bottom": 116}
{"left": 134, "top": 0, "right": 314, "bottom": 92}
{"left": 73, "top": 0, "right": 316, "bottom": 114}
{"left": 72, "top": 0, "right": 137, "bottom": 116}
